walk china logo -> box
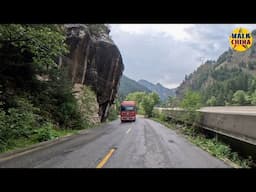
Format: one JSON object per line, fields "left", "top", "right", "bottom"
{"left": 229, "top": 27, "right": 253, "bottom": 52}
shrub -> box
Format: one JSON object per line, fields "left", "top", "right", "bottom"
{"left": 78, "top": 86, "right": 98, "bottom": 126}
{"left": 7, "top": 108, "right": 37, "bottom": 138}
{"left": 3, "top": 97, "right": 39, "bottom": 139}
{"left": 141, "top": 92, "right": 160, "bottom": 117}
{"left": 0, "top": 97, "right": 41, "bottom": 151}
{"left": 232, "top": 90, "right": 251, "bottom": 105}
{"left": 33, "top": 122, "right": 60, "bottom": 142}
{"left": 180, "top": 90, "right": 202, "bottom": 126}
{"left": 152, "top": 109, "right": 168, "bottom": 122}
{"left": 159, "top": 113, "right": 168, "bottom": 121}
{"left": 107, "top": 106, "right": 118, "bottom": 121}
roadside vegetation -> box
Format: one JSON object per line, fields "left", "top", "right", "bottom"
{"left": 0, "top": 24, "right": 101, "bottom": 153}
{"left": 153, "top": 90, "right": 254, "bottom": 168}
{"left": 124, "top": 91, "right": 160, "bottom": 117}
{"left": 107, "top": 99, "right": 121, "bottom": 121}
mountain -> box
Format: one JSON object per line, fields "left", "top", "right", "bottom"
{"left": 118, "top": 75, "right": 151, "bottom": 100}
{"left": 138, "top": 79, "right": 176, "bottom": 101}
{"left": 176, "top": 29, "right": 256, "bottom": 106}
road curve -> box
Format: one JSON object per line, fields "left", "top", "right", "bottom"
{"left": 0, "top": 117, "right": 230, "bottom": 168}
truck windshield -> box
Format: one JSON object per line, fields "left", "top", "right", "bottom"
{"left": 121, "top": 106, "right": 135, "bottom": 111}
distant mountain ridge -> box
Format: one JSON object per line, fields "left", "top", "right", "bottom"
{"left": 118, "top": 75, "right": 176, "bottom": 101}
{"left": 137, "top": 79, "right": 176, "bottom": 101}
{"left": 118, "top": 75, "right": 151, "bottom": 100}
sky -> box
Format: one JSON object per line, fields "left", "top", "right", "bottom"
{"left": 109, "top": 24, "right": 256, "bottom": 89}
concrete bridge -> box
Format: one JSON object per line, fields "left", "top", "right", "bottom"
{"left": 155, "top": 106, "right": 256, "bottom": 146}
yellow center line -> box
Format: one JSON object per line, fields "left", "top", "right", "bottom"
{"left": 126, "top": 127, "right": 132, "bottom": 134}
{"left": 96, "top": 148, "right": 116, "bottom": 168}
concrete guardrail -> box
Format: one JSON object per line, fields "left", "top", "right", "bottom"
{"left": 155, "top": 107, "right": 256, "bottom": 146}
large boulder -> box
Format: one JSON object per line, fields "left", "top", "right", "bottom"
{"left": 61, "top": 24, "right": 124, "bottom": 122}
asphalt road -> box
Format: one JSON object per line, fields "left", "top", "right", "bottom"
{"left": 0, "top": 117, "right": 230, "bottom": 168}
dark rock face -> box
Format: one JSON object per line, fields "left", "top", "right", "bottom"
{"left": 62, "top": 24, "right": 124, "bottom": 122}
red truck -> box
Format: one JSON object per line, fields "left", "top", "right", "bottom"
{"left": 120, "top": 101, "right": 136, "bottom": 122}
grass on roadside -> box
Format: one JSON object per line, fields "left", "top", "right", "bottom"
{"left": 0, "top": 120, "right": 103, "bottom": 155}
{"left": 0, "top": 116, "right": 101, "bottom": 155}
{"left": 0, "top": 128, "right": 79, "bottom": 154}
{"left": 152, "top": 117, "right": 177, "bottom": 130}
{"left": 152, "top": 117, "right": 253, "bottom": 168}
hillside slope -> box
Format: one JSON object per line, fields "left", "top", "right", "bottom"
{"left": 138, "top": 79, "right": 176, "bottom": 101}
{"left": 118, "top": 75, "right": 151, "bottom": 100}
{"left": 176, "top": 29, "right": 256, "bottom": 106}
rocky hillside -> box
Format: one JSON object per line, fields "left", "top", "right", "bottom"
{"left": 118, "top": 75, "right": 151, "bottom": 100}
{"left": 176, "top": 29, "right": 256, "bottom": 105}
{"left": 176, "top": 60, "right": 215, "bottom": 98}
{"left": 61, "top": 24, "right": 124, "bottom": 121}
{"left": 0, "top": 24, "right": 124, "bottom": 152}
{"left": 138, "top": 79, "right": 176, "bottom": 101}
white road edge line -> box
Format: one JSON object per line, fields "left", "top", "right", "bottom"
{"left": 126, "top": 128, "right": 132, "bottom": 134}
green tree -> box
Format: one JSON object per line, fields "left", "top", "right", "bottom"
{"left": 206, "top": 96, "right": 217, "bottom": 106}
{"left": 167, "top": 96, "right": 180, "bottom": 107}
{"left": 226, "top": 90, "right": 234, "bottom": 105}
{"left": 141, "top": 95, "right": 153, "bottom": 117}
{"left": 248, "top": 77, "right": 256, "bottom": 94}
{"left": 0, "top": 24, "right": 68, "bottom": 73}
{"left": 125, "top": 92, "right": 146, "bottom": 103}
{"left": 150, "top": 92, "right": 160, "bottom": 105}
{"left": 180, "top": 90, "right": 202, "bottom": 110}
{"left": 180, "top": 90, "right": 202, "bottom": 125}
{"left": 232, "top": 90, "right": 251, "bottom": 105}
{"left": 125, "top": 91, "right": 159, "bottom": 117}
{"left": 125, "top": 92, "right": 147, "bottom": 113}
{"left": 141, "top": 93, "right": 160, "bottom": 117}
{"left": 250, "top": 90, "right": 256, "bottom": 105}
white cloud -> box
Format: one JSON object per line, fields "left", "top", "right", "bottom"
{"left": 110, "top": 24, "right": 256, "bottom": 89}
{"left": 161, "top": 83, "right": 180, "bottom": 89}
{"left": 115, "top": 24, "right": 194, "bottom": 41}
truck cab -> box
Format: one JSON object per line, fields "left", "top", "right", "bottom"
{"left": 120, "top": 101, "right": 136, "bottom": 122}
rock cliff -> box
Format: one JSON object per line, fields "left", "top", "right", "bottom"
{"left": 61, "top": 24, "right": 124, "bottom": 122}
